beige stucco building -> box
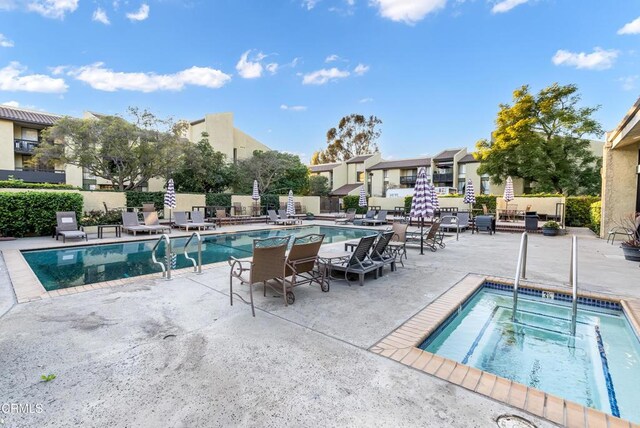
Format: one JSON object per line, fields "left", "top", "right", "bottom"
{"left": 601, "top": 97, "right": 640, "bottom": 238}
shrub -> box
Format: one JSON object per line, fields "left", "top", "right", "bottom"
{"left": 80, "top": 209, "right": 123, "bottom": 226}
{"left": 343, "top": 195, "right": 368, "bottom": 214}
{"left": 125, "top": 191, "right": 165, "bottom": 213}
{"left": 205, "top": 193, "right": 232, "bottom": 207}
{"left": 589, "top": 201, "right": 602, "bottom": 236}
{"left": 543, "top": 221, "right": 560, "bottom": 229}
{"left": 0, "top": 191, "right": 83, "bottom": 237}
{"left": 261, "top": 194, "right": 280, "bottom": 211}
{"left": 566, "top": 196, "right": 600, "bottom": 227}
{"left": 0, "top": 179, "right": 77, "bottom": 190}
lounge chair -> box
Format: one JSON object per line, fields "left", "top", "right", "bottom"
{"left": 353, "top": 210, "right": 376, "bottom": 226}
{"left": 142, "top": 203, "right": 157, "bottom": 213}
{"left": 407, "top": 219, "right": 445, "bottom": 251}
{"left": 329, "top": 234, "right": 380, "bottom": 286}
{"left": 441, "top": 212, "right": 470, "bottom": 233}
{"left": 280, "top": 233, "right": 327, "bottom": 300}
{"left": 370, "top": 230, "right": 397, "bottom": 273}
{"left": 121, "top": 212, "right": 151, "bottom": 236}
{"left": 387, "top": 222, "right": 408, "bottom": 267}
{"left": 143, "top": 212, "right": 171, "bottom": 234}
{"left": 268, "top": 210, "right": 294, "bottom": 225}
{"left": 229, "top": 236, "right": 291, "bottom": 317}
{"left": 191, "top": 211, "right": 215, "bottom": 230}
{"left": 362, "top": 210, "right": 388, "bottom": 226}
{"left": 54, "top": 211, "right": 87, "bottom": 243}
{"left": 172, "top": 211, "right": 191, "bottom": 230}
{"left": 278, "top": 210, "right": 301, "bottom": 224}
{"left": 335, "top": 208, "right": 357, "bottom": 224}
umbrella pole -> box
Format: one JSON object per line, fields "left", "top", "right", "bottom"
{"left": 420, "top": 217, "right": 424, "bottom": 255}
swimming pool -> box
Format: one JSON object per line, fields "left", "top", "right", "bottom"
{"left": 420, "top": 286, "right": 640, "bottom": 423}
{"left": 22, "top": 226, "right": 376, "bottom": 291}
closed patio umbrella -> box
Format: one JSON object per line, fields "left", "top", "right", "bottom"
{"left": 164, "top": 178, "right": 176, "bottom": 224}
{"left": 252, "top": 179, "right": 260, "bottom": 215}
{"left": 503, "top": 176, "right": 515, "bottom": 220}
{"left": 286, "top": 190, "right": 295, "bottom": 217}
{"left": 463, "top": 178, "right": 476, "bottom": 213}
{"left": 430, "top": 183, "right": 440, "bottom": 213}
{"left": 358, "top": 185, "right": 367, "bottom": 208}
{"left": 410, "top": 167, "right": 434, "bottom": 255}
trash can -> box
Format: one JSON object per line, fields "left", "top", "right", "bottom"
{"left": 525, "top": 212, "right": 538, "bottom": 232}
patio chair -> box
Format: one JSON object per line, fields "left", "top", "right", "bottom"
{"left": 335, "top": 208, "right": 357, "bottom": 224}
{"left": 143, "top": 212, "right": 171, "bottom": 234}
{"left": 172, "top": 211, "right": 191, "bottom": 230}
{"left": 362, "top": 210, "right": 388, "bottom": 226}
{"left": 387, "top": 222, "right": 408, "bottom": 267}
{"left": 142, "top": 203, "right": 157, "bottom": 213}
{"left": 278, "top": 209, "right": 301, "bottom": 224}
{"left": 607, "top": 214, "right": 640, "bottom": 244}
{"left": 295, "top": 202, "right": 303, "bottom": 214}
{"left": 216, "top": 209, "right": 231, "bottom": 227}
{"left": 281, "top": 233, "right": 327, "bottom": 299}
{"left": 267, "top": 210, "right": 294, "bottom": 225}
{"left": 121, "top": 212, "right": 151, "bottom": 236}
{"left": 370, "top": 230, "right": 397, "bottom": 273}
{"left": 407, "top": 219, "right": 445, "bottom": 251}
{"left": 440, "top": 212, "right": 470, "bottom": 233}
{"left": 191, "top": 210, "right": 215, "bottom": 230}
{"left": 232, "top": 202, "right": 246, "bottom": 216}
{"left": 353, "top": 210, "right": 376, "bottom": 226}
{"left": 229, "top": 236, "right": 291, "bottom": 317}
{"left": 329, "top": 234, "right": 380, "bottom": 286}
{"left": 54, "top": 211, "right": 87, "bottom": 243}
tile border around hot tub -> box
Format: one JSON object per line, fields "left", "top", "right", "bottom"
{"left": 370, "top": 273, "right": 640, "bottom": 428}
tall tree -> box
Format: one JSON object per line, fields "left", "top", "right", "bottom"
{"left": 34, "top": 108, "right": 187, "bottom": 191}
{"left": 232, "top": 150, "right": 309, "bottom": 194}
{"left": 308, "top": 175, "right": 330, "bottom": 196}
{"left": 311, "top": 114, "right": 382, "bottom": 164}
{"left": 475, "top": 83, "right": 603, "bottom": 195}
{"left": 172, "top": 132, "right": 232, "bottom": 193}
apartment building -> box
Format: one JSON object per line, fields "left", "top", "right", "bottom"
{"left": 0, "top": 105, "right": 269, "bottom": 191}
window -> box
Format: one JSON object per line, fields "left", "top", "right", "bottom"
{"left": 357, "top": 171, "right": 364, "bottom": 182}
{"left": 458, "top": 178, "right": 466, "bottom": 194}
{"left": 383, "top": 170, "right": 388, "bottom": 180}
{"left": 21, "top": 128, "right": 39, "bottom": 141}
{"left": 458, "top": 164, "right": 466, "bottom": 175}
{"left": 481, "top": 176, "right": 490, "bottom": 195}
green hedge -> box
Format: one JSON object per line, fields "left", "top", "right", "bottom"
{"left": 125, "top": 191, "right": 165, "bottom": 212}
{"left": 343, "top": 195, "right": 368, "bottom": 214}
{"left": 0, "top": 191, "right": 83, "bottom": 237}
{"left": 205, "top": 193, "right": 232, "bottom": 207}
{"left": 0, "top": 179, "right": 76, "bottom": 190}
{"left": 589, "top": 201, "right": 602, "bottom": 236}
{"left": 261, "top": 194, "right": 280, "bottom": 211}
{"left": 566, "top": 196, "right": 600, "bottom": 227}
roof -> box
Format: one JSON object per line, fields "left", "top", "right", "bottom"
{"left": 0, "top": 105, "right": 61, "bottom": 126}
{"left": 309, "top": 163, "right": 340, "bottom": 173}
{"left": 331, "top": 183, "right": 363, "bottom": 196}
{"left": 433, "top": 149, "right": 462, "bottom": 161}
{"left": 457, "top": 153, "right": 479, "bottom": 164}
{"left": 345, "top": 154, "right": 374, "bottom": 164}
{"left": 608, "top": 97, "right": 640, "bottom": 149}
{"left": 367, "top": 157, "right": 431, "bottom": 171}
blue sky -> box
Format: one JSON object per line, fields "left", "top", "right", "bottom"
{"left": 0, "top": 0, "right": 639, "bottom": 163}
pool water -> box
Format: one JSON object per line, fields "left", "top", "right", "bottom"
{"left": 420, "top": 288, "right": 640, "bottom": 423}
{"left": 22, "top": 226, "right": 376, "bottom": 290}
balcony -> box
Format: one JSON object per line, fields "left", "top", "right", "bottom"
{"left": 432, "top": 172, "right": 453, "bottom": 183}
{"left": 399, "top": 175, "right": 417, "bottom": 185}
{"left": 14, "top": 139, "right": 40, "bottom": 154}
{"left": 0, "top": 168, "right": 66, "bottom": 184}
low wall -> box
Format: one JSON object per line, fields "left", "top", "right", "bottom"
{"left": 496, "top": 196, "right": 566, "bottom": 216}
{"left": 163, "top": 193, "right": 206, "bottom": 218}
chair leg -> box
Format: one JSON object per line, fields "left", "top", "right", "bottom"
{"left": 359, "top": 273, "right": 364, "bottom": 286}
{"left": 229, "top": 277, "right": 234, "bottom": 306}
{"left": 249, "top": 283, "right": 255, "bottom": 317}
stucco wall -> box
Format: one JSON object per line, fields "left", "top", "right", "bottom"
{"left": 496, "top": 196, "right": 565, "bottom": 216}
{"left": 163, "top": 193, "right": 205, "bottom": 218}
{"left": 601, "top": 142, "right": 639, "bottom": 238}
{"left": 0, "top": 120, "right": 15, "bottom": 170}
{"left": 233, "top": 128, "right": 269, "bottom": 160}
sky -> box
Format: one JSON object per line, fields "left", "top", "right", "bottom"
{"left": 0, "top": 0, "right": 639, "bottom": 163}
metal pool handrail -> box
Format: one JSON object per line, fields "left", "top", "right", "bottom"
{"left": 151, "top": 234, "right": 172, "bottom": 280}
{"left": 512, "top": 231, "right": 528, "bottom": 322}
{"left": 184, "top": 232, "right": 203, "bottom": 274}
{"left": 570, "top": 235, "right": 578, "bottom": 335}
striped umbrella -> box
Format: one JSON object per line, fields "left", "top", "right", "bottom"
{"left": 358, "top": 185, "right": 367, "bottom": 207}
{"left": 286, "top": 190, "right": 295, "bottom": 217}
{"left": 463, "top": 178, "right": 476, "bottom": 212}
{"left": 503, "top": 176, "right": 515, "bottom": 203}
{"left": 410, "top": 167, "right": 433, "bottom": 255}
{"left": 430, "top": 183, "right": 440, "bottom": 212}
{"left": 164, "top": 178, "right": 176, "bottom": 223}
{"left": 251, "top": 179, "right": 260, "bottom": 215}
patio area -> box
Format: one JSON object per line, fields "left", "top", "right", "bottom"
{"left": 0, "top": 223, "right": 638, "bottom": 427}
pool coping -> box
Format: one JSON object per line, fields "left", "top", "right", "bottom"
{"left": 370, "top": 273, "right": 640, "bottom": 428}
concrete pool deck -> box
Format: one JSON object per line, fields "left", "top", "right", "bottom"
{"left": 0, "top": 224, "right": 638, "bottom": 427}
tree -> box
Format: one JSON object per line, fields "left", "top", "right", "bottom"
{"left": 308, "top": 175, "right": 330, "bottom": 196}
{"left": 231, "top": 150, "right": 309, "bottom": 194}
{"left": 34, "top": 108, "right": 187, "bottom": 191}
{"left": 311, "top": 114, "right": 382, "bottom": 164}
{"left": 172, "top": 132, "right": 232, "bottom": 193}
{"left": 475, "top": 83, "right": 603, "bottom": 195}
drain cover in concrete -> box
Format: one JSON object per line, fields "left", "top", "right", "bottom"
{"left": 496, "top": 415, "right": 537, "bottom": 428}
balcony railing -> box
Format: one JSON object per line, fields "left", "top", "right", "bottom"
{"left": 1, "top": 168, "right": 66, "bottom": 184}
{"left": 399, "top": 175, "right": 417, "bottom": 185}
{"left": 14, "top": 139, "right": 40, "bottom": 154}
{"left": 432, "top": 173, "right": 453, "bottom": 183}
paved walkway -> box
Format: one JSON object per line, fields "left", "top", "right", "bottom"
{"left": 0, "top": 224, "right": 637, "bottom": 427}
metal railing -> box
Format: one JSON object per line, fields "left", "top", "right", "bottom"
{"left": 184, "top": 232, "right": 203, "bottom": 274}
{"left": 569, "top": 235, "right": 578, "bottom": 335}
{"left": 14, "top": 139, "right": 40, "bottom": 154}
{"left": 151, "top": 234, "right": 172, "bottom": 280}
{"left": 511, "top": 232, "right": 528, "bottom": 321}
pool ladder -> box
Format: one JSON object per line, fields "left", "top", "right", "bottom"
{"left": 511, "top": 232, "right": 579, "bottom": 335}
{"left": 151, "top": 234, "right": 172, "bottom": 280}
{"left": 184, "top": 232, "right": 203, "bottom": 274}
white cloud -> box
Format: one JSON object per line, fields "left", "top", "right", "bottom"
{"left": 126, "top": 3, "right": 149, "bottom": 21}
{"left": 92, "top": 7, "right": 110, "bottom": 24}
{"left": 0, "top": 62, "right": 67, "bottom": 93}
{"left": 236, "top": 50, "right": 265, "bottom": 79}
{"left": 49, "top": 65, "right": 68, "bottom": 75}
{"left": 491, "top": 0, "right": 528, "bottom": 14}
{"left": 2, "top": 100, "right": 20, "bottom": 107}
{"left": 619, "top": 75, "right": 639, "bottom": 91}
{"left": 325, "top": 54, "right": 340, "bottom": 63}
{"left": 280, "top": 104, "right": 307, "bottom": 111}
{"left": 266, "top": 63, "right": 279, "bottom": 74}
{"left": 302, "top": 67, "right": 350, "bottom": 85}
{"left": 0, "top": 33, "right": 14, "bottom": 47}
{"left": 552, "top": 47, "right": 618, "bottom": 70}
{"left": 27, "top": 0, "right": 78, "bottom": 19}
{"left": 302, "top": 0, "right": 319, "bottom": 10}
{"left": 370, "top": 0, "right": 446, "bottom": 24}
{"left": 618, "top": 17, "right": 640, "bottom": 35}
{"left": 359, "top": 97, "right": 374, "bottom": 103}
{"left": 354, "top": 63, "right": 369, "bottom": 75}
{"left": 67, "top": 62, "right": 231, "bottom": 92}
